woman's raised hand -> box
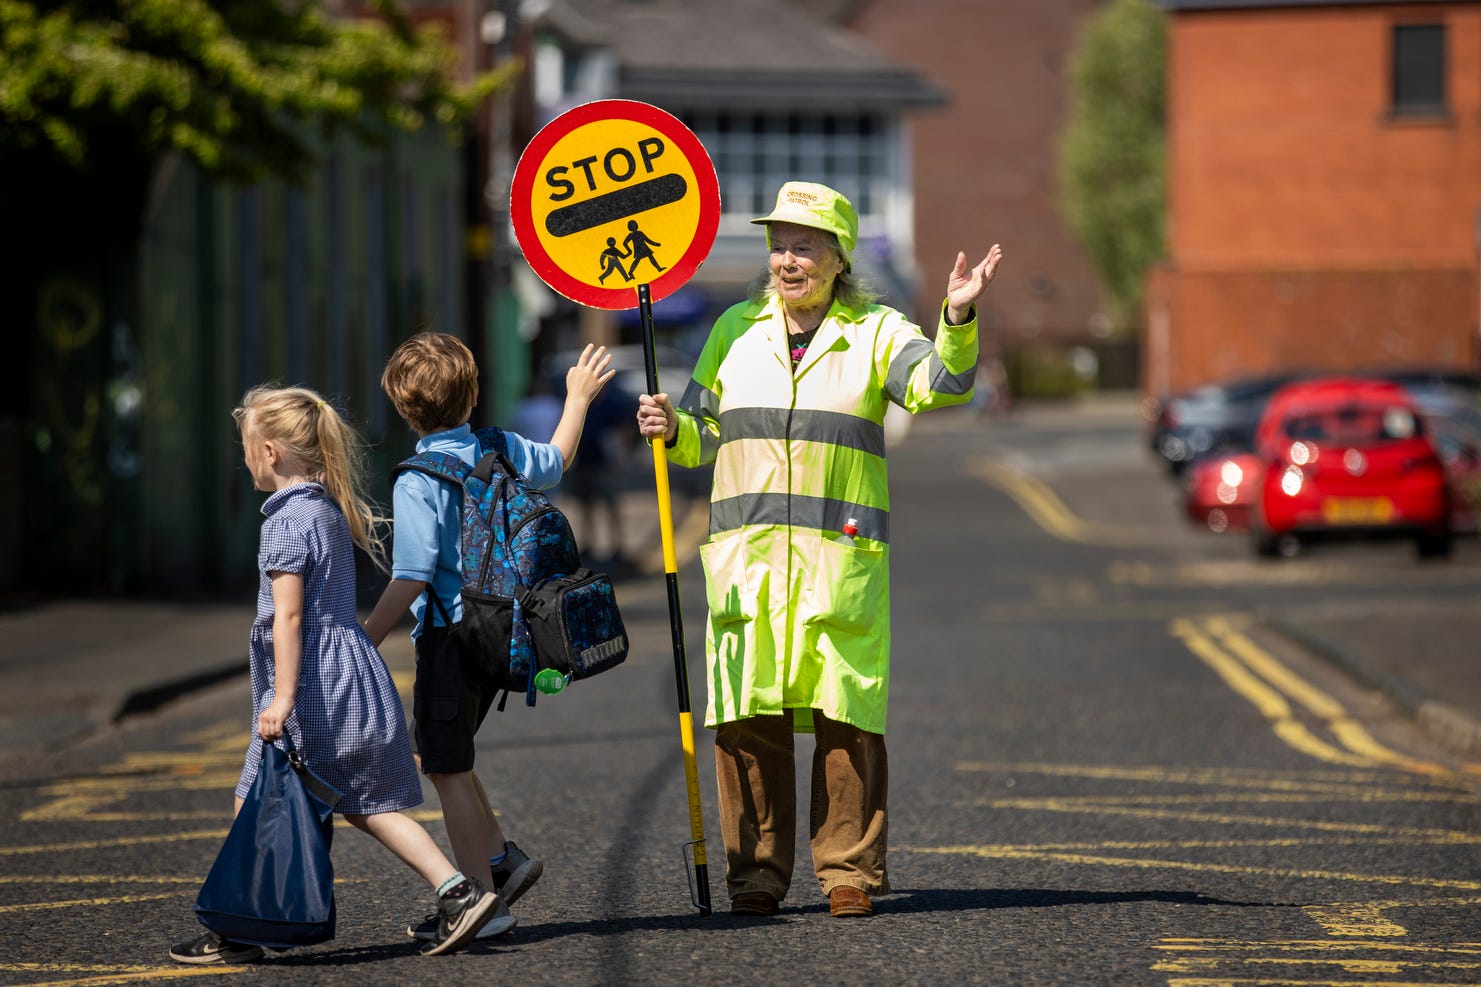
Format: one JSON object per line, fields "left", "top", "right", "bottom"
{"left": 946, "top": 244, "right": 1004, "bottom": 325}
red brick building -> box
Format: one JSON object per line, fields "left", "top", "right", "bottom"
{"left": 1148, "top": 0, "right": 1481, "bottom": 397}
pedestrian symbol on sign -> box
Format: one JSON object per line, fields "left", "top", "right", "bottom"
{"left": 623, "top": 221, "right": 666, "bottom": 279}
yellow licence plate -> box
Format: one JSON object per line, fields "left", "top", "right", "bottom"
{"left": 1321, "top": 496, "right": 1395, "bottom": 524}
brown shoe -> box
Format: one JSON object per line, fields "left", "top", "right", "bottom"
{"left": 731, "top": 890, "right": 779, "bottom": 916}
{"left": 828, "top": 885, "right": 873, "bottom": 918}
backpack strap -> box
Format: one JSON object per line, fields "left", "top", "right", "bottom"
{"left": 392, "top": 451, "right": 474, "bottom": 487}
{"left": 391, "top": 428, "right": 505, "bottom": 486}
{"left": 473, "top": 426, "right": 508, "bottom": 460}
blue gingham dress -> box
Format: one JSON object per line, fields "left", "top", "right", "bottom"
{"left": 235, "top": 483, "right": 422, "bottom": 815}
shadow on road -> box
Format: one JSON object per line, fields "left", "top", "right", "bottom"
{"left": 885, "top": 887, "right": 1274, "bottom": 913}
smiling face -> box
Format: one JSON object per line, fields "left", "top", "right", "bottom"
{"left": 767, "top": 222, "right": 845, "bottom": 315}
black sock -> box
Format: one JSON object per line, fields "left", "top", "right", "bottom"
{"left": 440, "top": 879, "right": 474, "bottom": 900}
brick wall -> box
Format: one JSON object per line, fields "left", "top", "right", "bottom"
{"left": 1152, "top": 2, "right": 1481, "bottom": 396}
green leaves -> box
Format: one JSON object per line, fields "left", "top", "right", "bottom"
{"left": 0, "top": 0, "right": 509, "bottom": 181}
{"left": 1060, "top": 0, "right": 1167, "bottom": 328}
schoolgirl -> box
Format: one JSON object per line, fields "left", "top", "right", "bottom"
{"left": 170, "top": 385, "right": 498, "bottom": 964}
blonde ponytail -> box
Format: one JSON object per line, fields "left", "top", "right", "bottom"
{"left": 233, "top": 384, "right": 390, "bottom": 571}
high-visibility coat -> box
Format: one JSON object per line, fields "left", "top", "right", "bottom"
{"left": 668, "top": 293, "right": 977, "bottom": 734}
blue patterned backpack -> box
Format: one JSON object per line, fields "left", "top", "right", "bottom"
{"left": 393, "top": 428, "right": 628, "bottom": 706}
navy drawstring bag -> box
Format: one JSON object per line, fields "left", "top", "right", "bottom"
{"left": 195, "top": 737, "right": 340, "bottom": 948}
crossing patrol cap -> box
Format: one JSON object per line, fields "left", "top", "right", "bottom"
{"left": 751, "top": 181, "right": 858, "bottom": 263}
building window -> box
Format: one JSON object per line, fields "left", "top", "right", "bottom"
{"left": 681, "top": 110, "right": 891, "bottom": 228}
{"left": 1391, "top": 23, "right": 1446, "bottom": 117}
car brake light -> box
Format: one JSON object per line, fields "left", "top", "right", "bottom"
{"left": 1280, "top": 465, "right": 1304, "bottom": 496}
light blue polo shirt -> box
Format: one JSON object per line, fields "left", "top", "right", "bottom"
{"left": 390, "top": 424, "right": 564, "bottom": 634}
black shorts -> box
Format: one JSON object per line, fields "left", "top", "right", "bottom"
{"left": 412, "top": 626, "right": 496, "bottom": 774}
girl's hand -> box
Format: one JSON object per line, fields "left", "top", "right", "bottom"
{"left": 565, "top": 344, "right": 616, "bottom": 406}
{"left": 257, "top": 696, "right": 292, "bottom": 742}
{"left": 637, "top": 392, "right": 677, "bottom": 444}
{"left": 946, "top": 244, "right": 1004, "bottom": 325}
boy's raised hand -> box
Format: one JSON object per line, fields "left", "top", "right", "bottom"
{"left": 566, "top": 343, "right": 617, "bottom": 406}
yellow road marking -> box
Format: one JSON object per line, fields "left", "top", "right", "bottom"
{"left": 968, "top": 797, "right": 1475, "bottom": 841}
{"left": 1163, "top": 974, "right": 1481, "bottom": 985}
{"left": 1170, "top": 617, "right": 1463, "bottom": 777}
{"left": 0, "top": 875, "right": 199, "bottom": 885}
{"left": 1305, "top": 903, "right": 1410, "bottom": 938}
{"left": 1303, "top": 897, "right": 1481, "bottom": 938}
{"left": 0, "top": 966, "right": 240, "bottom": 985}
{"left": 954, "top": 761, "right": 1419, "bottom": 789}
{"left": 1158, "top": 939, "right": 1481, "bottom": 954}
{"left": 910, "top": 843, "right": 1481, "bottom": 891}
{"left": 1205, "top": 616, "right": 1462, "bottom": 777}
{"left": 966, "top": 455, "right": 1157, "bottom": 547}
{"left": 0, "top": 830, "right": 230, "bottom": 856}
{"left": 1171, "top": 617, "right": 1378, "bottom": 769}
{"left": 0, "top": 893, "right": 177, "bottom": 913}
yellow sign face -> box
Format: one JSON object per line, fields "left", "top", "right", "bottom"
{"left": 511, "top": 100, "right": 719, "bottom": 310}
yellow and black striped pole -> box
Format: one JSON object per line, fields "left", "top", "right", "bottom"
{"left": 637, "top": 283, "right": 711, "bottom": 915}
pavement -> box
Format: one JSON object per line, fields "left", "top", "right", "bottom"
{"left": 1, "top": 394, "right": 1478, "bottom": 776}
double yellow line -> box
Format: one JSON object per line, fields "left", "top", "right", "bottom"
{"left": 1171, "top": 615, "right": 1472, "bottom": 777}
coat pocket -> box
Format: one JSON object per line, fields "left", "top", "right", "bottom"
{"left": 699, "top": 530, "right": 758, "bottom": 625}
{"left": 804, "top": 537, "right": 885, "bottom": 634}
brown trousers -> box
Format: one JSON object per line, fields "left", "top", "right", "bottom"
{"left": 713, "top": 708, "right": 890, "bottom": 901}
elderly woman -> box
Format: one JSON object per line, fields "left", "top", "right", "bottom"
{"left": 637, "top": 182, "right": 1002, "bottom": 918}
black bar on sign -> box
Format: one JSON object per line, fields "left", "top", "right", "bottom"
{"left": 545, "top": 173, "right": 688, "bottom": 237}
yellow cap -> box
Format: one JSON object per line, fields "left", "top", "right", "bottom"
{"left": 751, "top": 181, "right": 858, "bottom": 260}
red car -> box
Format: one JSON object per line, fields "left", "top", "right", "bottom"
{"left": 1250, "top": 378, "right": 1452, "bottom": 558}
{"left": 1182, "top": 445, "right": 1263, "bottom": 534}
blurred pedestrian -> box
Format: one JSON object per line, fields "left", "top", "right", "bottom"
{"left": 562, "top": 379, "right": 634, "bottom": 568}
{"left": 170, "top": 385, "right": 497, "bottom": 965}
{"left": 636, "top": 181, "right": 1003, "bottom": 918}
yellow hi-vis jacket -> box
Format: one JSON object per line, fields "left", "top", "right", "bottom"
{"left": 668, "top": 293, "right": 978, "bottom": 734}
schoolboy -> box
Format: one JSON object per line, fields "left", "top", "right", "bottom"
{"left": 365, "top": 332, "right": 614, "bottom": 940}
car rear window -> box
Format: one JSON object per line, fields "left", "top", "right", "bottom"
{"left": 1282, "top": 404, "right": 1419, "bottom": 445}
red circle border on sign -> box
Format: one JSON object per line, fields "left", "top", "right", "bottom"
{"left": 510, "top": 100, "right": 720, "bottom": 311}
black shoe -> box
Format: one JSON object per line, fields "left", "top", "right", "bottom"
{"left": 168, "top": 930, "right": 264, "bottom": 965}
{"left": 421, "top": 880, "right": 499, "bottom": 956}
{"left": 491, "top": 841, "right": 544, "bottom": 905}
{"left": 407, "top": 892, "right": 517, "bottom": 941}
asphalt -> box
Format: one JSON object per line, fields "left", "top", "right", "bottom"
{"left": 2, "top": 395, "right": 1477, "bottom": 777}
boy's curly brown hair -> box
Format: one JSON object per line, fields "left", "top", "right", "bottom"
{"left": 381, "top": 332, "right": 479, "bottom": 434}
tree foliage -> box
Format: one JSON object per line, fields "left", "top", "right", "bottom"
{"left": 0, "top": 0, "right": 514, "bottom": 181}
{"left": 1060, "top": 0, "right": 1166, "bottom": 328}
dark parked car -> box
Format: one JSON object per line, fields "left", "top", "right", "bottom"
{"left": 1147, "top": 371, "right": 1308, "bottom": 477}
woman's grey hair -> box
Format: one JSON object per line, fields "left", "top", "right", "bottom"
{"left": 748, "top": 230, "right": 880, "bottom": 309}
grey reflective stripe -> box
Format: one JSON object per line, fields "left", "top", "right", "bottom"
{"left": 883, "top": 338, "right": 935, "bottom": 404}
{"left": 718, "top": 408, "right": 886, "bottom": 458}
{"left": 678, "top": 379, "right": 721, "bottom": 461}
{"left": 709, "top": 493, "right": 890, "bottom": 542}
{"left": 884, "top": 338, "right": 975, "bottom": 402}
{"left": 928, "top": 353, "right": 976, "bottom": 395}
{"left": 678, "top": 378, "right": 718, "bottom": 418}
